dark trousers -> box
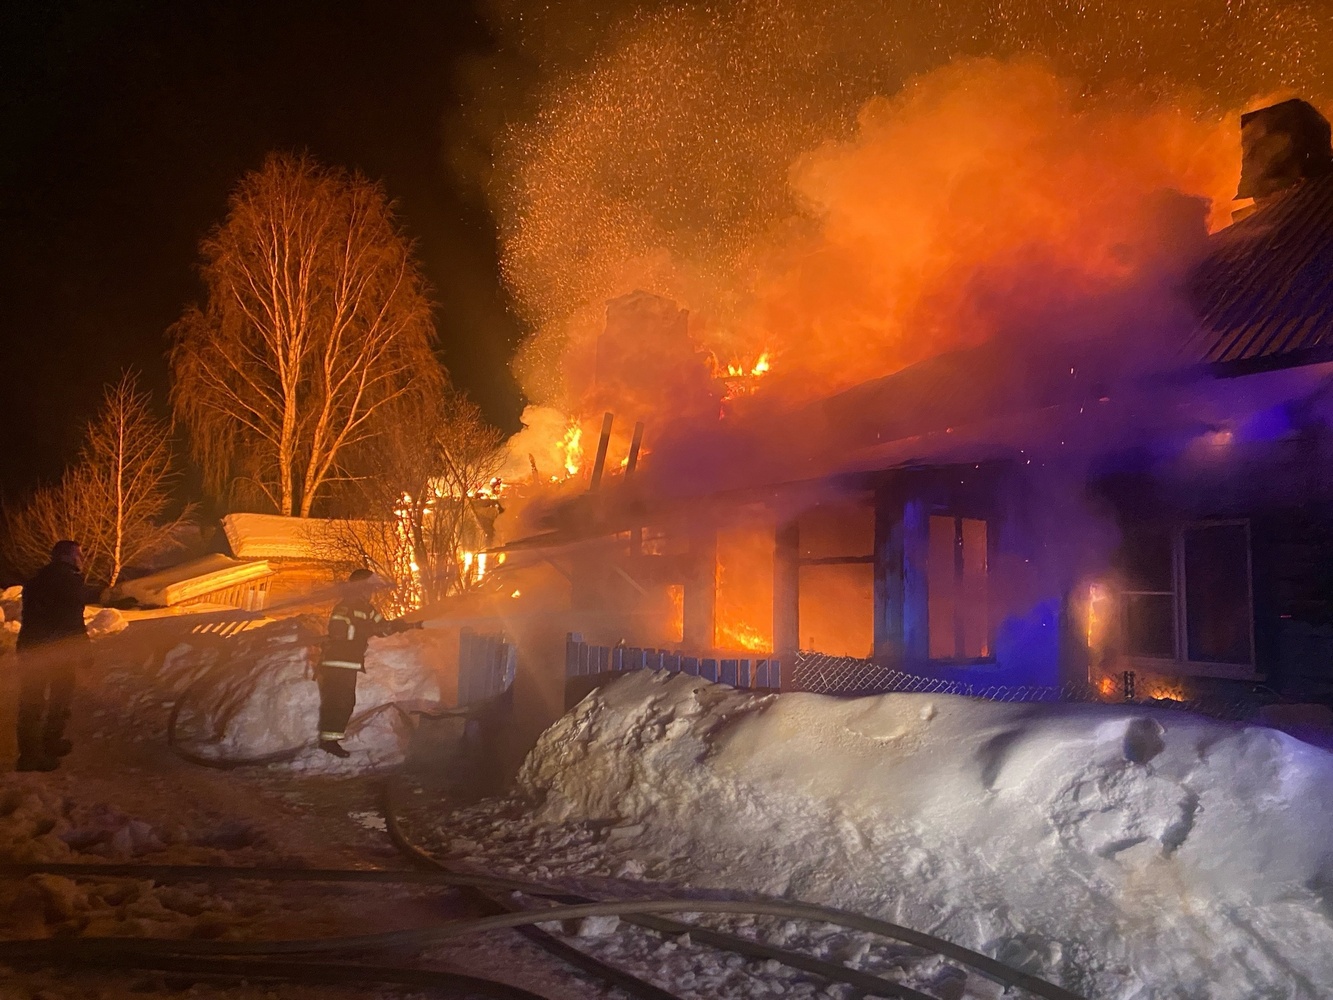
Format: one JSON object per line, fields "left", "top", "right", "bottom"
{"left": 17, "top": 653, "right": 76, "bottom": 762}
{"left": 316, "top": 665, "right": 359, "bottom": 740}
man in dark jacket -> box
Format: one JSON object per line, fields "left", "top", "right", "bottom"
{"left": 16, "top": 540, "right": 91, "bottom": 772}
{"left": 316, "top": 568, "right": 421, "bottom": 758}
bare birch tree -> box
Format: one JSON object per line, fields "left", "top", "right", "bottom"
{"left": 169, "top": 152, "right": 443, "bottom": 517}
{"left": 2, "top": 372, "right": 186, "bottom": 586}
{"left": 82, "top": 372, "right": 186, "bottom": 585}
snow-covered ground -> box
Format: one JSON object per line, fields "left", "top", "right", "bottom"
{"left": 6, "top": 610, "right": 1333, "bottom": 999}
{"left": 422, "top": 670, "right": 1333, "bottom": 1000}
{"left": 0, "top": 619, "right": 610, "bottom": 1000}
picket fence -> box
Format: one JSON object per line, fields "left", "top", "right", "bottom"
{"left": 457, "top": 628, "right": 516, "bottom": 706}
{"left": 564, "top": 633, "right": 782, "bottom": 690}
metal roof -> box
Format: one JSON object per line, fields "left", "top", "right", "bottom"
{"left": 1187, "top": 174, "right": 1333, "bottom": 373}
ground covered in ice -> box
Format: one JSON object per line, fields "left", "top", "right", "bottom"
{"left": 412, "top": 670, "right": 1333, "bottom": 1000}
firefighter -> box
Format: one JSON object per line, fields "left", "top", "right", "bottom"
{"left": 316, "top": 569, "right": 422, "bottom": 757}
{"left": 16, "top": 540, "right": 91, "bottom": 772}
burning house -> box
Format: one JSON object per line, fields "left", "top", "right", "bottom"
{"left": 497, "top": 99, "right": 1333, "bottom": 710}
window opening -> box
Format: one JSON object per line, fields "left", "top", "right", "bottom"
{"left": 795, "top": 503, "right": 874, "bottom": 656}
{"left": 1119, "top": 522, "right": 1253, "bottom": 667}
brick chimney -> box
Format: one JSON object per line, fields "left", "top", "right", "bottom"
{"left": 1236, "top": 98, "right": 1333, "bottom": 200}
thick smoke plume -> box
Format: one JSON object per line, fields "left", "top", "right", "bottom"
{"left": 466, "top": 0, "right": 1331, "bottom": 426}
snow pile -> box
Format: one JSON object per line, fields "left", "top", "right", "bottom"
{"left": 519, "top": 671, "right": 1333, "bottom": 1000}
{"left": 1, "top": 584, "right": 22, "bottom": 621}
{"left": 137, "top": 618, "right": 447, "bottom": 772}
{"left": 0, "top": 592, "right": 127, "bottom": 648}
{"left": 84, "top": 606, "right": 128, "bottom": 639}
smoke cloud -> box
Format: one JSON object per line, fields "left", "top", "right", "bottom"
{"left": 460, "top": 0, "right": 1331, "bottom": 425}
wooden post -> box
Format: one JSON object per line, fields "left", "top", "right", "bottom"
{"left": 627, "top": 420, "right": 645, "bottom": 555}
{"left": 589, "top": 412, "right": 614, "bottom": 490}
{"left": 683, "top": 530, "right": 717, "bottom": 650}
{"left": 773, "top": 520, "right": 800, "bottom": 663}
{"left": 873, "top": 481, "right": 905, "bottom": 664}
{"left": 625, "top": 421, "right": 645, "bottom": 474}
{"left": 901, "top": 497, "right": 930, "bottom": 669}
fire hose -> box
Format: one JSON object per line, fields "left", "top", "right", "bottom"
{"left": 0, "top": 845, "right": 1087, "bottom": 1000}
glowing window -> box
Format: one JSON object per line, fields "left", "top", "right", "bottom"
{"left": 796, "top": 502, "right": 874, "bottom": 656}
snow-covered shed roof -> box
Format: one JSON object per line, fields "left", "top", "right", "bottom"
{"left": 115, "top": 553, "right": 272, "bottom": 607}
{"left": 222, "top": 513, "right": 339, "bottom": 561}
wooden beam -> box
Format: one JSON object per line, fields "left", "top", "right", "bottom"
{"left": 589, "top": 412, "right": 615, "bottom": 490}
{"left": 627, "top": 420, "right": 645, "bottom": 555}
{"left": 800, "top": 554, "right": 874, "bottom": 566}
{"left": 625, "top": 420, "right": 645, "bottom": 474}
{"left": 611, "top": 563, "right": 647, "bottom": 597}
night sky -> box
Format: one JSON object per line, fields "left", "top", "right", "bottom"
{"left": 1, "top": 0, "right": 527, "bottom": 502}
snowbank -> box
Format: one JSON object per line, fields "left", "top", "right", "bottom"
{"left": 3, "top": 596, "right": 128, "bottom": 639}
{"left": 1, "top": 584, "right": 21, "bottom": 621}
{"left": 520, "top": 671, "right": 1333, "bottom": 1000}
{"left": 84, "top": 607, "right": 128, "bottom": 639}
{"left": 145, "top": 618, "right": 448, "bottom": 773}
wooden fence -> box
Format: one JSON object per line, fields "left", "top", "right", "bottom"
{"left": 564, "top": 632, "right": 781, "bottom": 690}
{"left": 457, "top": 629, "right": 516, "bottom": 706}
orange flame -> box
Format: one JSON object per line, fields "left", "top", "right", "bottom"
{"left": 1144, "top": 679, "right": 1188, "bottom": 703}
{"left": 716, "top": 350, "right": 774, "bottom": 403}
{"left": 666, "top": 584, "right": 685, "bottom": 643}
{"left": 716, "top": 620, "right": 770, "bottom": 652}
{"left": 558, "top": 420, "right": 584, "bottom": 477}
{"left": 714, "top": 525, "right": 775, "bottom": 652}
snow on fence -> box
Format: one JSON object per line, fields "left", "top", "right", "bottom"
{"left": 457, "top": 629, "right": 516, "bottom": 706}
{"left": 565, "top": 633, "right": 782, "bottom": 690}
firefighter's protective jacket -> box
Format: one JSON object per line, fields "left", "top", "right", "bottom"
{"left": 320, "top": 597, "right": 406, "bottom": 670}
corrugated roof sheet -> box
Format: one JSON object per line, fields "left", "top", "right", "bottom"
{"left": 1187, "top": 174, "right": 1333, "bottom": 372}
